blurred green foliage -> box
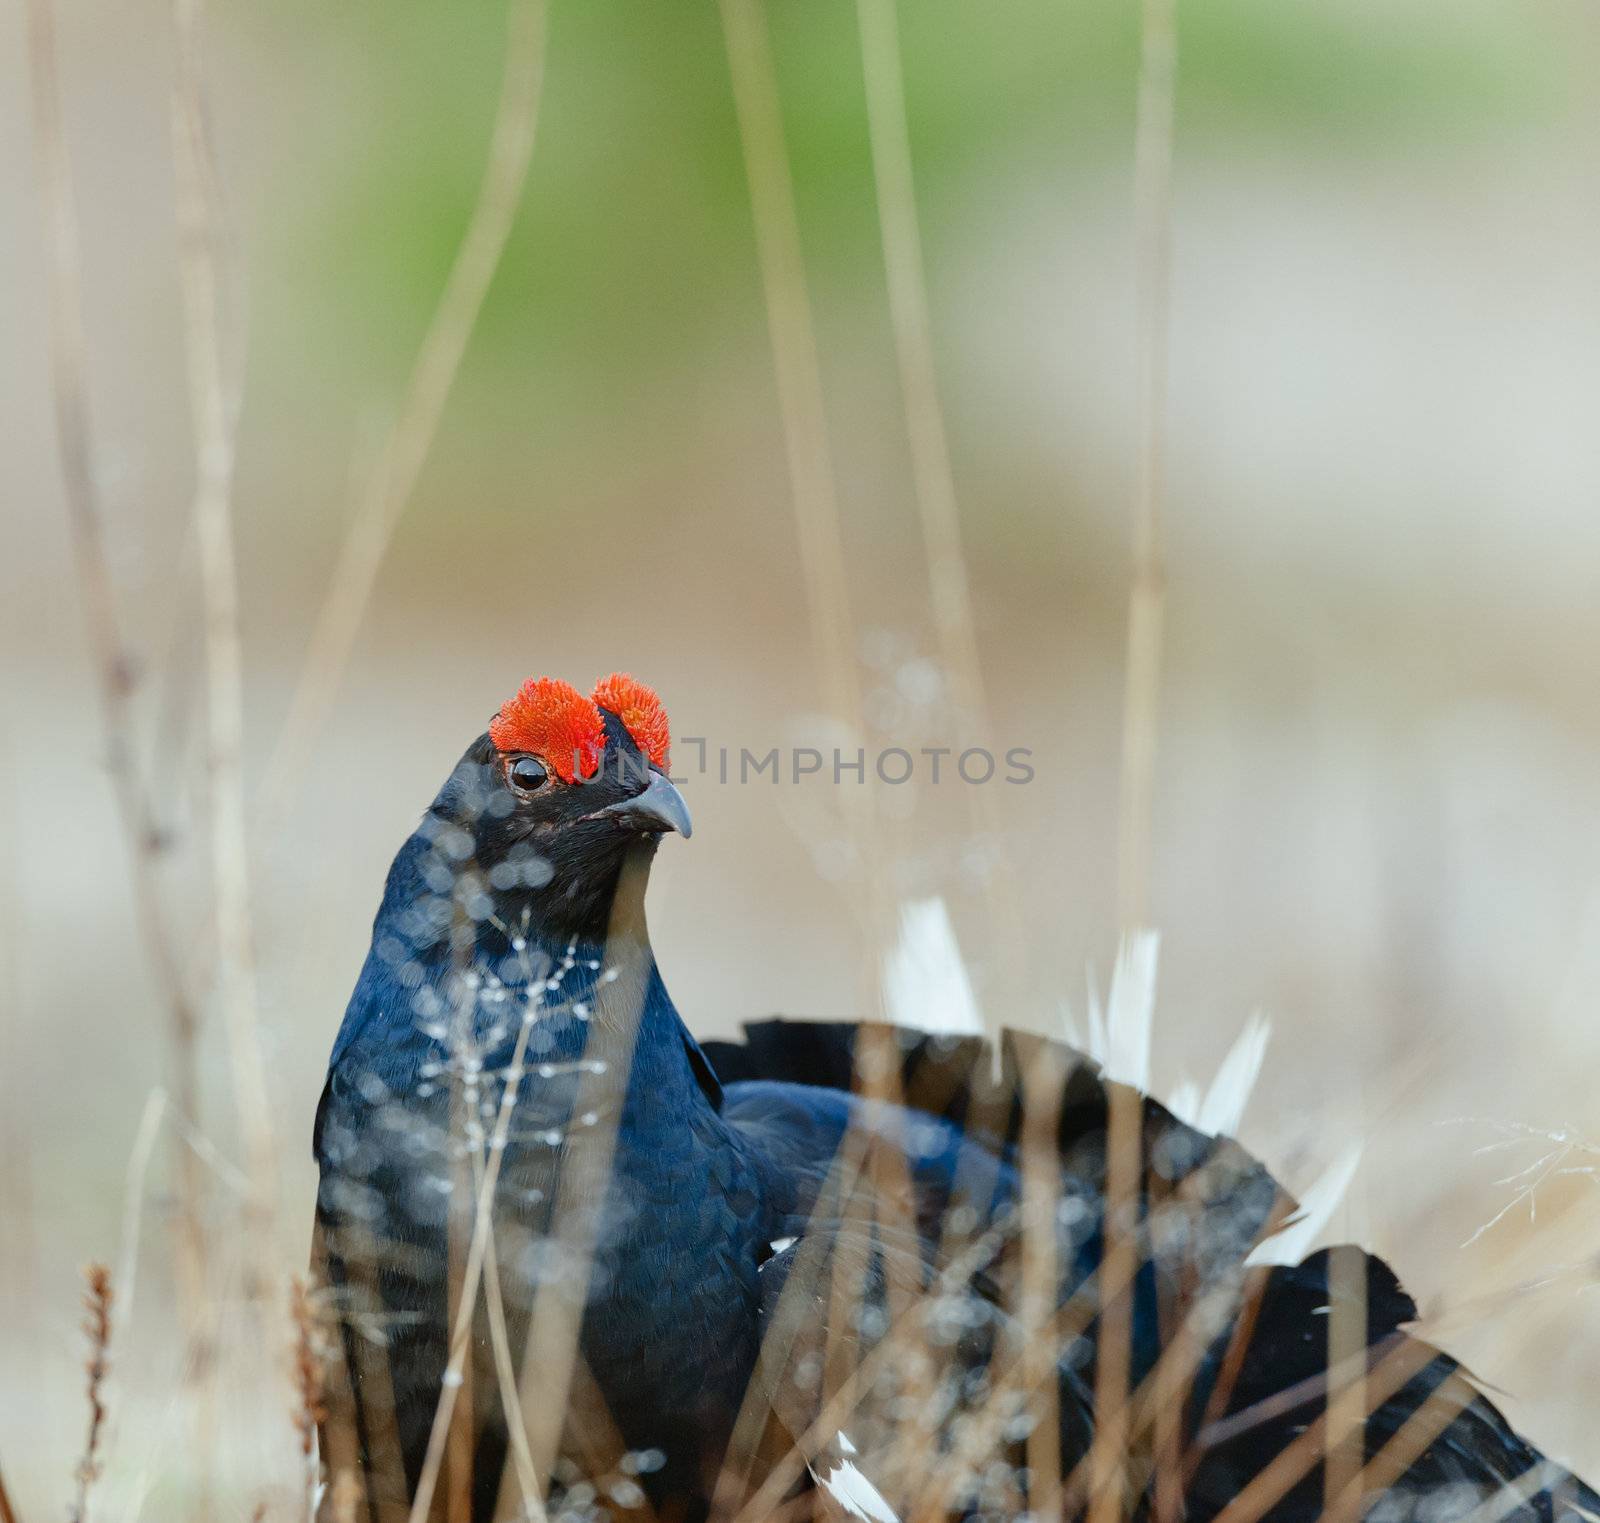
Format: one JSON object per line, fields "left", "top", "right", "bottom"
{"left": 248, "top": 0, "right": 1570, "bottom": 481}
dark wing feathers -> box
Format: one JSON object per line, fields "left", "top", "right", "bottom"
{"left": 706, "top": 1016, "right": 1600, "bottom": 1523}
{"left": 1190, "top": 1247, "right": 1600, "bottom": 1523}
{"left": 707, "top": 1018, "right": 1278, "bottom": 1199}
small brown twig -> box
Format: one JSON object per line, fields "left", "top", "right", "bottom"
{"left": 328, "top": 1472, "right": 361, "bottom": 1523}
{"left": 71, "top": 1263, "right": 114, "bottom": 1523}
{"left": 22, "top": 0, "right": 211, "bottom": 1354}
{"left": 172, "top": 0, "right": 281, "bottom": 1278}
{"left": 0, "top": 1454, "right": 23, "bottom": 1523}
{"left": 404, "top": 942, "right": 554, "bottom": 1523}
{"left": 290, "top": 1277, "right": 328, "bottom": 1522}
{"left": 290, "top": 1276, "right": 328, "bottom": 1457}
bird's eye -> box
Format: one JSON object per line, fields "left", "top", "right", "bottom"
{"left": 508, "top": 756, "right": 548, "bottom": 793}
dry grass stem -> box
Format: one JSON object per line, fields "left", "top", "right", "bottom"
{"left": 855, "top": 0, "right": 1030, "bottom": 1025}
{"left": 718, "top": 0, "right": 896, "bottom": 1001}
{"left": 21, "top": 0, "right": 211, "bottom": 1348}
{"left": 1100, "top": 4, "right": 1178, "bottom": 1509}
{"left": 172, "top": 0, "right": 281, "bottom": 1267}
{"left": 711, "top": 1124, "right": 876, "bottom": 1523}
{"left": 0, "top": 1458, "right": 20, "bottom": 1523}
{"left": 290, "top": 1277, "right": 328, "bottom": 1456}
{"left": 71, "top": 1264, "right": 114, "bottom": 1523}
{"left": 1016, "top": 1051, "right": 1068, "bottom": 1520}
{"left": 1206, "top": 1333, "right": 1441, "bottom": 1523}
{"left": 718, "top": 0, "right": 863, "bottom": 736}
{"left": 1322, "top": 1246, "right": 1368, "bottom": 1521}
{"left": 404, "top": 938, "right": 570, "bottom": 1523}
{"left": 114, "top": 1089, "right": 169, "bottom": 1333}
{"left": 490, "top": 898, "right": 659, "bottom": 1519}
{"left": 329, "top": 1472, "right": 361, "bottom": 1523}
{"left": 1115, "top": 0, "right": 1177, "bottom": 932}
{"left": 447, "top": 998, "right": 566, "bottom": 1521}
{"left": 446, "top": 1047, "right": 476, "bottom": 1523}
{"left": 477, "top": 1213, "right": 546, "bottom": 1520}
{"left": 1086, "top": 1085, "right": 1141, "bottom": 1523}
{"left": 261, "top": 0, "right": 549, "bottom": 816}
{"left": 290, "top": 1277, "right": 328, "bottom": 1523}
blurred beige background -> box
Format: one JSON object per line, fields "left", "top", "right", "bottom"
{"left": 4, "top": 0, "right": 1600, "bottom": 1510}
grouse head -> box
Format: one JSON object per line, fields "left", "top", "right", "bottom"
{"left": 417, "top": 672, "right": 689, "bottom": 948}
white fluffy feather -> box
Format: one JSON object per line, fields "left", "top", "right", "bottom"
{"left": 812, "top": 1434, "right": 901, "bottom": 1523}
{"left": 881, "top": 897, "right": 983, "bottom": 1038}
{"left": 1245, "top": 1142, "right": 1363, "bottom": 1268}
{"left": 1083, "top": 931, "right": 1158, "bottom": 1090}
{"left": 1195, "top": 1011, "right": 1272, "bottom": 1137}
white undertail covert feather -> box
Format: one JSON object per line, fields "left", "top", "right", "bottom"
{"left": 1070, "top": 939, "right": 1271, "bottom": 1143}
{"left": 1082, "top": 930, "right": 1159, "bottom": 1091}
{"left": 1165, "top": 1077, "right": 1202, "bottom": 1125}
{"left": 881, "top": 896, "right": 984, "bottom": 1037}
{"left": 1194, "top": 1010, "right": 1272, "bottom": 1137}
{"left": 1244, "top": 1141, "right": 1363, "bottom": 1268}
{"left": 812, "top": 1435, "right": 902, "bottom": 1523}
{"left": 887, "top": 915, "right": 1352, "bottom": 1270}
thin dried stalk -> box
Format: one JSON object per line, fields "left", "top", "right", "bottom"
{"left": 103, "top": 1234, "right": 249, "bottom": 1523}
{"left": 290, "top": 1277, "right": 328, "bottom": 1467}
{"left": 1100, "top": 2, "right": 1177, "bottom": 1516}
{"left": 855, "top": 0, "right": 1029, "bottom": 1024}
{"left": 21, "top": 0, "right": 210, "bottom": 1346}
{"left": 261, "top": 0, "right": 548, "bottom": 816}
{"left": 725, "top": 1058, "right": 1145, "bottom": 1523}
{"left": 491, "top": 868, "right": 660, "bottom": 1518}
{"left": 1116, "top": 0, "right": 1177, "bottom": 932}
{"left": 0, "top": 1460, "right": 19, "bottom": 1523}
{"left": 289, "top": 1273, "right": 326, "bottom": 1523}
{"left": 744, "top": 1153, "right": 1097, "bottom": 1523}
{"left": 711, "top": 1124, "right": 875, "bottom": 1523}
{"left": 856, "top": 0, "right": 974, "bottom": 688}
{"left": 712, "top": 1033, "right": 953, "bottom": 1521}
{"left": 71, "top": 1264, "right": 114, "bottom": 1523}
{"left": 1322, "top": 1245, "right": 1368, "bottom": 1521}
{"left": 114, "top": 1089, "right": 168, "bottom": 1332}
{"left": 1206, "top": 1334, "right": 1440, "bottom": 1523}
{"left": 329, "top": 1472, "right": 362, "bottom": 1523}
{"left": 1454, "top": 1462, "right": 1570, "bottom": 1523}
{"left": 1324, "top": 1366, "right": 1510, "bottom": 1523}
{"left": 1015, "top": 1051, "right": 1068, "bottom": 1520}
{"left": 479, "top": 1214, "right": 547, "bottom": 1520}
{"left": 854, "top": 1041, "right": 940, "bottom": 1494}
{"left": 718, "top": 0, "right": 894, "bottom": 1004}
{"left": 909, "top": 1110, "right": 1285, "bottom": 1522}
{"left": 404, "top": 967, "right": 562, "bottom": 1523}
{"left": 310, "top": 1216, "right": 410, "bottom": 1517}
{"left": 719, "top": 0, "right": 862, "bottom": 734}
{"left": 0, "top": 775, "right": 40, "bottom": 1449}
{"left": 905, "top": 1248, "right": 1114, "bottom": 1521}
{"left": 1086, "top": 1082, "right": 1141, "bottom": 1523}
{"left": 446, "top": 1061, "right": 475, "bottom": 1523}
{"left": 171, "top": 0, "right": 280, "bottom": 1263}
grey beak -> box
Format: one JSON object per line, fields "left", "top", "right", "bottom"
{"left": 599, "top": 772, "right": 693, "bottom": 839}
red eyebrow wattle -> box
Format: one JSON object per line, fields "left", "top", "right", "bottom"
{"left": 592, "top": 672, "right": 670, "bottom": 771}
{"left": 488, "top": 677, "right": 605, "bottom": 783}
